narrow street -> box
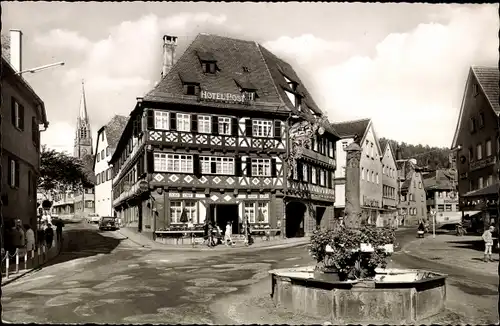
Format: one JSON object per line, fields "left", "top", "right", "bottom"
{"left": 1, "top": 222, "right": 498, "bottom": 324}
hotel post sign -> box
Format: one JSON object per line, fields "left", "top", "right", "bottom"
{"left": 199, "top": 90, "right": 254, "bottom": 105}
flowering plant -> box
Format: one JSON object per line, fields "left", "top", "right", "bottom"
{"left": 309, "top": 225, "right": 396, "bottom": 280}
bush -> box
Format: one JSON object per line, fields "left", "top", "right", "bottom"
{"left": 309, "top": 225, "right": 396, "bottom": 280}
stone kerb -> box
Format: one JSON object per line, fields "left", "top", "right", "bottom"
{"left": 269, "top": 267, "right": 447, "bottom": 324}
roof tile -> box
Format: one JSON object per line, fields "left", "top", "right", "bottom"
{"left": 331, "top": 118, "right": 371, "bottom": 141}
{"left": 104, "top": 115, "right": 129, "bottom": 149}
{"left": 472, "top": 66, "right": 499, "bottom": 113}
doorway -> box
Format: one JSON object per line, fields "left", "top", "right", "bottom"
{"left": 285, "top": 201, "right": 306, "bottom": 238}
{"left": 210, "top": 204, "right": 240, "bottom": 234}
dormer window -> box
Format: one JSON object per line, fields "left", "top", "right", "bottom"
{"left": 178, "top": 72, "right": 200, "bottom": 96}
{"left": 234, "top": 78, "right": 257, "bottom": 102}
{"left": 284, "top": 89, "right": 302, "bottom": 111}
{"left": 186, "top": 84, "right": 197, "bottom": 95}
{"left": 197, "top": 51, "right": 217, "bottom": 75}
{"left": 283, "top": 74, "right": 298, "bottom": 91}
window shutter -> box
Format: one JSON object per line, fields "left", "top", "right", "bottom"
{"left": 193, "top": 154, "right": 200, "bottom": 177}
{"left": 235, "top": 156, "right": 242, "bottom": 176}
{"left": 170, "top": 113, "right": 177, "bottom": 131}
{"left": 15, "top": 161, "right": 20, "bottom": 187}
{"left": 247, "top": 159, "right": 252, "bottom": 177}
{"left": 191, "top": 114, "right": 198, "bottom": 132}
{"left": 212, "top": 117, "right": 219, "bottom": 135}
{"left": 147, "top": 152, "right": 154, "bottom": 173}
{"left": 231, "top": 118, "right": 238, "bottom": 136}
{"left": 328, "top": 171, "right": 332, "bottom": 188}
{"left": 297, "top": 161, "right": 303, "bottom": 180}
{"left": 317, "top": 168, "right": 320, "bottom": 185}
{"left": 271, "top": 158, "right": 277, "bottom": 177}
{"left": 11, "top": 98, "right": 16, "bottom": 126}
{"left": 19, "top": 105, "right": 24, "bottom": 130}
{"left": 7, "top": 159, "right": 12, "bottom": 186}
{"left": 308, "top": 166, "right": 312, "bottom": 182}
{"left": 245, "top": 119, "right": 253, "bottom": 137}
{"left": 211, "top": 162, "right": 217, "bottom": 174}
{"left": 273, "top": 120, "right": 281, "bottom": 139}
{"left": 147, "top": 110, "right": 154, "bottom": 130}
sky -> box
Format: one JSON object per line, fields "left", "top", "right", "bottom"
{"left": 2, "top": 2, "right": 498, "bottom": 154}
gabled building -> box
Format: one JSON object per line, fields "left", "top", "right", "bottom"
{"left": 423, "top": 169, "right": 460, "bottom": 225}
{"left": 380, "top": 142, "right": 399, "bottom": 227}
{"left": 1, "top": 30, "right": 49, "bottom": 235}
{"left": 396, "top": 158, "right": 427, "bottom": 225}
{"left": 451, "top": 66, "right": 499, "bottom": 229}
{"left": 332, "top": 118, "right": 385, "bottom": 226}
{"left": 93, "top": 115, "right": 129, "bottom": 217}
{"left": 109, "top": 33, "right": 339, "bottom": 241}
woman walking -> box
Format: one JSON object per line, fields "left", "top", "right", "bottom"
{"left": 24, "top": 225, "right": 35, "bottom": 253}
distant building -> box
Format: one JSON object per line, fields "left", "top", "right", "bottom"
{"left": 93, "top": 115, "right": 128, "bottom": 217}
{"left": 332, "top": 118, "right": 389, "bottom": 226}
{"left": 423, "top": 169, "right": 460, "bottom": 225}
{"left": 380, "top": 143, "right": 399, "bottom": 227}
{"left": 451, "top": 66, "right": 499, "bottom": 229}
{"left": 109, "top": 33, "right": 339, "bottom": 241}
{"left": 1, "top": 30, "right": 49, "bottom": 233}
{"left": 396, "top": 158, "right": 427, "bottom": 225}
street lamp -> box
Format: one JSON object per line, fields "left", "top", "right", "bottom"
{"left": 15, "top": 61, "right": 65, "bottom": 75}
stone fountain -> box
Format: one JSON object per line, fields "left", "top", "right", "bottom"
{"left": 269, "top": 142, "right": 447, "bottom": 324}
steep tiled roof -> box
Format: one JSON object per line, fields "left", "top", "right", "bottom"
{"left": 104, "top": 115, "right": 129, "bottom": 148}
{"left": 423, "top": 169, "right": 457, "bottom": 190}
{"left": 143, "top": 33, "right": 329, "bottom": 119}
{"left": 331, "top": 118, "right": 370, "bottom": 141}
{"left": 472, "top": 66, "right": 499, "bottom": 113}
{"left": 144, "top": 34, "right": 285, "bottom": 111}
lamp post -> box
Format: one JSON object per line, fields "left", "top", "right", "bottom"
{"left": 15, "top": 62, "right": 65, "bottom": 75}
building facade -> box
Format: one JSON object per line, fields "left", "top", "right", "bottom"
{"left": 332, "top": 119, "right": 386, "bottom": 225}
{"left": 94, "top": 115, "right": 128, "bottom": 217}
{"left": 451, "top": 66, "right": 499, "bottom": 229}
{"left": 380, "top": 143, "right": 399, "bottom": 227}
{"left": 110, "top": 33, "right": 338, "bottom": 241}
{"left": 397, "top": 159, "right": 427, "bottom": 225}
{"left": 423, "top": 169, "right": 460, "bottom": 225}
{"left": 1, "top": 32, "right": 49, "bottom": 235}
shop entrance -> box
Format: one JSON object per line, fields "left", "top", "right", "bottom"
{"left": 285, "top": 201, "right": 306, "bottom": 238}
{"left": 209, "top": 204, "right": 240, "bottom": 234}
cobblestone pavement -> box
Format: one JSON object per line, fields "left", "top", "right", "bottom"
{"left": 1, "top": 224, "right": 497, "bottom": 324}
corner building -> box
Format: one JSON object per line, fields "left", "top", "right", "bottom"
{"left": 110, "top": 33, "right": 339, "bottom": 240}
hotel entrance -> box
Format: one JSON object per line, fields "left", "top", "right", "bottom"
{"left": 209, "top": 204, "right": 240, "bottom": 234}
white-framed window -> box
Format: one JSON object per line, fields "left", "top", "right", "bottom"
{"left": 185, "top": 201, "right": 197, "bottom": 223}
{"left": 303, "top": 165, "right": 309, "bottom": 182}
{"left": 170, "top": 201, "right": 183, "bottom": 224}
{"left": 245, "top": 202, "right": 256, "bottom": 223}
{"left": 329, "top": 141, "right": 334, "bottom": 157}
{"left": 252, "top": 119, "right": 273, "bottom": 138}
{"left": 320, "top": 170, "right": 325, "bottom": 186}
{"left": 478, "top": 177, "right": 484, "bottom": 189}
{"left": 477, "top": 144, "right": 482, "bottom": 160}
{"left": 154, "top": 153, "right": 193, "bottom": 173}
{"left": 257, "top": 202, "right": 269, "bottom": 223}
{"left": 154, "top": 111, "right": 169, "bottom": 130}
{"left": 376, "top": 173, "right": 379, "bottom": 184}
{"left": 200, "top": 156, "right": 234, "bottom": 175}
{"left": 311, "top": 168, "right": 317, "bottom": 184}
{"left": 198, "top": 115, "right": 211, "bottom": 134}
{"left": 313, "top": 135, "right": 318, "bottom": 152}
{"left": 218, "top": 117, "right": 232, "bottom": 135}
{"left": 12, "top": 99, "right": 24, "bottom": 130}
{"left": 177, "top": 113, "right": 191, "bottom": 132}
{"left": 9, "top": 158, "right": 18, "bottom": 187}
{"left": 251, "top": 159, "right": 271, "bottom": 176}
{"left": 488, "top": 174, "right": 493, "bottom": 187}
{"left": 486, "top": 140, "right": 492, "bottom": 156}
{"left": 361, "top": 168, "right": 365, "bottom": 180}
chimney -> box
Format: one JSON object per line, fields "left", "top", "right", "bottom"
{"left": 10, "top": 29, "right": 23, "bottom": 73}
{"left": 161, "top": 35, "right": 178, "bottom": 79}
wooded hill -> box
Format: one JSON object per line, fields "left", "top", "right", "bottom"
{"left": 379, "top": 138, "right": 452, "bottom": 170}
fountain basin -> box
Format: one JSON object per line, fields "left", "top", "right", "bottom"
{"left": 269, "top": 266, "right": 447, "bottom": 324}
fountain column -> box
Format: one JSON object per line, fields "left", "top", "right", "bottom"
{"left": 344, "top": 142, "right": 362, "bottom": 229}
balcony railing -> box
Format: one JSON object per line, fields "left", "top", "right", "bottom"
{"left": 301, "top": 147, "right": 336, "bottom": 167}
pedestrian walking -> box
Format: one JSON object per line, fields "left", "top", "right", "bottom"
{"left": 45, "top": 223, "right": 54, "bottom": 249}
{"left": 12, "top": 219, "right": 26, "bottom": 254}
{"left": 482, "top": 225, "right": 495, "bottom": 262}
{"left": 24, "top": 224, "right": 35, "bottom": 252}
{"left": 225, "top": 221, "right": 234, "bottom": 246}
{"left": 55, "top": 218, "right": 64, "bottom": 243}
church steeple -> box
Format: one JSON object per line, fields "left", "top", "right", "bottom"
{"left": 74, "top": 80, "right": 93, "bottom": 159}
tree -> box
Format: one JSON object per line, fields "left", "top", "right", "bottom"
{"left": 38, "top": 146, "right": 96, "bottom": 198}
{"left": 1, "top": 34, "right": 10, "bottom": 61}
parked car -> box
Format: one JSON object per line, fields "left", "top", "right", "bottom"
{"left": 99, "top": 216, "right": 118, "bottom": 231}
{"left": 87, "top": 213, "right": 100, "bottom": 224}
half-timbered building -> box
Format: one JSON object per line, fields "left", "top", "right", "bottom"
{"left": 109, "top": 33, "right": 339, "bottom": 242}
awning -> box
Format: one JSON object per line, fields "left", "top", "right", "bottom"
{"left": 462, "top": 210, "right": 482, "bottom": 217}
{"left": 462, "top": 183, "right": 499, "bottom": 198}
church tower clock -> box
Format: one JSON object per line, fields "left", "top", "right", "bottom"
{"left": 74, "top": 80, "right": 93, "bottom": 159}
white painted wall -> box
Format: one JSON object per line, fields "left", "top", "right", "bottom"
{"left": 94, "top": 131, "right": 113, "bottom": 217}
